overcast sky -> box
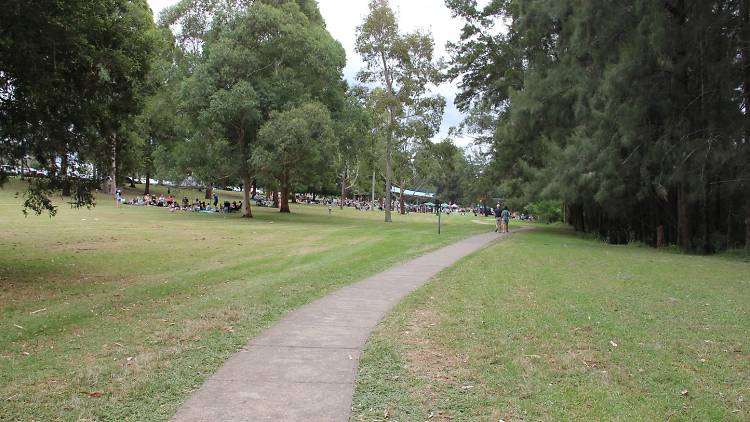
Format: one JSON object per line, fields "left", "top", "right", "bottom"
{"left": 146, "top": 0, "right": 472, "bottom": 145}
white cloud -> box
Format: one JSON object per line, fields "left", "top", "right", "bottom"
{"left": 147, "top": 0, "right": 473, "bottom": 145}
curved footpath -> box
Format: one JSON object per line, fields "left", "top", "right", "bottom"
{"left": 172, "top": 229, "right": 517, "bottom": 421}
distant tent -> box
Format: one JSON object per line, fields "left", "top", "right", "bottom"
{"left": 423, "top": 202, "right": 435, "bottom": 206}
{"left": 390, "top": 186, "right": 435, "bottom": 199}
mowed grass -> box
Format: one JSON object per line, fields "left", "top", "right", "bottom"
{"left": 352, "top": 227, "right": 750, "bottom": 421}
{"left": 0, "top": 178, "right": 488, "bottom": 421}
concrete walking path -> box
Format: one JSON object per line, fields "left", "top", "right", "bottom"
{"left": 172, "top": 230, "right": 514, "bottom": 421}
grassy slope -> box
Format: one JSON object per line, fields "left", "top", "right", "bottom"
{"left": 0, "top": 179, "right": 488, "bottom": 421}
{"left": 352, "top": 227, "right": 750, "bottom": 421}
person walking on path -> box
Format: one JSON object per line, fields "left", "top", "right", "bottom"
{"left": 213, "top": 192, "right": 219, "bottom": 208}
{"left": 494, "top": 203, "right": 502, "bottom": 232}
{"left": 115, "top": 188, "right": 122, "bottom": 208}
{"left": 501, "top": 206, "right": 511, "bottom": 233}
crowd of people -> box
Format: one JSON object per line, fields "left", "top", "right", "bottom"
{"left": 291, "top": 194, "right": 470, "bottom": 215}
{"left": 121, "top": 191, "right": 244, "bottom": 213}
{"left": 114, "top": 189, "right": 530, "bottom": 228}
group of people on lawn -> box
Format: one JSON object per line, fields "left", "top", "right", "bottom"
{"left": 114, "top": 189, "right": 512, "bottom": 231}
{"left": 115, "top": 189, "right": 242, "bottom": 213}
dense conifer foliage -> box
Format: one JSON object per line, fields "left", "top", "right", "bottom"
{"left": 448, "top": 0, "right": 750, "bottom": 252}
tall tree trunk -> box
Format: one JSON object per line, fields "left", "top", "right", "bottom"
{"left": 340, "top": 174, "right": 346, "bottom": 210}
{"left": 205, "top": 186, "right": 212, "bottom": 200}
{"left": 656, "top": 224, "right": 665, "bottom": 248}
{"left": 399, "top": 184, "right": 405, "bottom": 214}
{"left": 381, "top": 49, "right": 395, "bottom": 223}
{"left": 145, "top": 172, "right": 151, "bottom": 195}
{"left": 273, "top": 189, "right": 279, "bottom": 208}
{"left": 727, "top": 208, "right": 733, "bottom": 248}
{"left": 384, "top": 132, "right": 393, "bottom": 222}
{"left": 677, "top": 185, "right": 691, "bottom": 251}
{"left": 110, "top": 133, "right": 117, "bottom": 196}
{"left": 129, "top": 174, "right": 136, "bottom": 188}
{"left": 280, "top": 173, "right": 290, "bottom": 213}
{"left": 371, "top": 170, "right": 376, "bottom": 210}
{"left": 60, "top": 147, "right": 70, "bottom": 196}
{"left": 242, "top": 173, "right": 253, "bottom": 218}
{"left": 742, "top": 0, "right": 750, "bottom": 250}
{"left": 251, "top": 178, "right": 257, "bottom": 198}
{"left": 237, "top": 126, "right": 253, "bottom": 218}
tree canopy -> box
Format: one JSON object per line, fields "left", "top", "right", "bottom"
{"left": 448, "top": 0, "right": 750, "bottom": 252}
{"left": 254, "top": 102, "right": 337, "bottom": 213}
{"left": 356, "top": 0, "right": 445, "bottom": 222}
{"left": 178, "top": 0, "right": 346, "bottom": 217}
{"left": 1, "top": 0, "right": 158, "bottom": 214}
{"left": 5, "top": 0, "right": 746, "bottom": 253}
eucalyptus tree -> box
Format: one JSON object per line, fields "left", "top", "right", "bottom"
{"left": 130, "top": 26, "right": 186, "bottom": 195}
{"left": 334, "top": 90, "right": 371, "bottom": 209}
{"left": 413, "top": 139, "right": 471, "bottom": 205}
{"left": 180, "top": 0, "right": 345, "bottom": 218}
{"left": 0, "top": 0, "right": 158, "bottom": 214}
{"left": 356, "top": 0, "right": 445, "bottom": 222}
{"left": 254, "top": 102, "right": 337, "bottom": 213}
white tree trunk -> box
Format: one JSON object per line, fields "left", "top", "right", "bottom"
{"left": 110, "top": 134, "right": 117, "bottom": 195}
{"left": 384, "top": 134, "right": 392, "bottom": 222}
{"left": 371, "top": 170, "right": 375, "bottom": 210}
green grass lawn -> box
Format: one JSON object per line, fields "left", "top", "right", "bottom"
{"left": 352, "top": 227, "right": 750, "bottom": 421}
{"left": 0, "top": 178, "right": 489, "bottom": 421}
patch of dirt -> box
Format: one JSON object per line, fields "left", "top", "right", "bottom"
{"left": 397, "top": 308, "right": 476, "bottom": 420}
{"left": 51, "top": 238, "right": 125, "bottom": 252}
{"left": 400, "top": 309, "right": 462, "bottom": 380}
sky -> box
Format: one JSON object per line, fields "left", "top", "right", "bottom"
{"left": 146, "top": 0, "right": 473, "bottom": 145}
